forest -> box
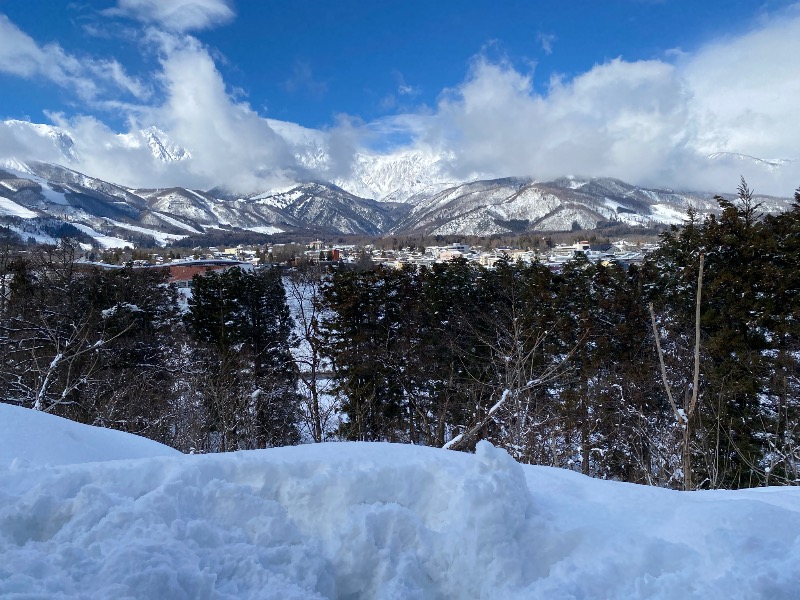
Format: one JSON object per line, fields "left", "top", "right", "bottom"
{"left": 1, "top": 181, "right": 799, "bottom": 490}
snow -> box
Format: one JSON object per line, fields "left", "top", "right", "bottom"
{"left": 115, "top": 128, "right": 191, "bottom": 163}
{"left": 566, "top": 176, "right": 588, "bottom": 189}
{"left": 39, "top": 184, "right": 69, "bottom": 205}
{"left": 185, "top": 188, "right": 211, "bottom": 202}
{"left": 70, "top": 223, "right": 130, "bottom": 249}
{"left": 100, "top": 302, "right": 142, "bottom": 319}
{"left": 334, "top": 150, "right": 461, "bottom": 202}
{"left": 245, "top": 225, "right": 285, "bottom": 234}
{"left": 251, "top": 184, "right": 302, "bottom": 200}
{"left": 0, "top": 195, "right": 37, "bottom": 218}
{"left": 0, "top": 404, "right": 178, "bottom": 468}
{"left": 650, "top": 203, "right": 691, "bottom": 225}
{"left": 2, "top": 403, "right": 800, "bottom": 599}
{"left": 70, "top": 217, "right": 190, "bottom": 248}
{"left": 2, "top": 225, "right": 57, "bottom": 245}
{"left": 0, "top": 158, "right": 33, "bottom": 174}
{"left": 152, "top": 212, "right": 203, "bottom": 234}
{"left": 104, "top": 218, "right": 187, "bottom": 245}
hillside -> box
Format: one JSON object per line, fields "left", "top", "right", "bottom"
{"left": 1, "top": 121, "right": 794, "bottom": 246}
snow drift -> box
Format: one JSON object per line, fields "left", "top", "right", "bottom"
{"left": 1, "top": 403, "right": 799, "bottom": 599}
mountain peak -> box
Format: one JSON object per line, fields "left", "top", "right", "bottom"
{"left": 3, "top": 120, "right": 78, "bottom": 163}
{"left": 117, "top": 127, "right": 192, "bottom": 163}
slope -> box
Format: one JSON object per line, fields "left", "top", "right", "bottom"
{"left": 390, "top": 175, "right": 788, "bottom": 236}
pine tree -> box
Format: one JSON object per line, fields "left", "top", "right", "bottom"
{"left": 185, "top": 266, "right": 300, "bottom": 450}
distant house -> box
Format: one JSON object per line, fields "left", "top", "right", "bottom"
{"left": 437, "top": 249, "right": 463, "bottom": 262}
{"left": 166, "top": 259, "right": 252, "bottom": 288}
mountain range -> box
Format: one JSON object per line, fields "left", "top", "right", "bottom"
{"left": 0, "top": 121, "right": 794, "bottom": 248}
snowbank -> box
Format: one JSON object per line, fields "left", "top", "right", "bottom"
{"left": 0, "top": 403, "right": 179, "bottom": 468}
{"left": 1, "top": 405, "right": 799, "bottom": 599}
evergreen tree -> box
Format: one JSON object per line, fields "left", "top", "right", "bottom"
{"left": 319, "top": 266, "right": 406, "bottom": 441}
{"left": 185, "top": 267, "right": 300, "bottom": 450}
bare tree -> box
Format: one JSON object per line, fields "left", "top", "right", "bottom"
{"left": 443, "top": 282, "right": 584, "bottom": 457}
{"left": 649, "top": 253, "right": 704, "bottom": 490}
{"left": 285, "top": 263, "right": 337, "bottom": 442}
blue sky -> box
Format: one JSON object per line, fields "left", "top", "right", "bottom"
{"left": 1, "top": 0, "right": 799, "bottom": 194}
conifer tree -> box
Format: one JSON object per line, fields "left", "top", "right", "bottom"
{"left": 185, "top": 267, "right": 300, "bottom": 450}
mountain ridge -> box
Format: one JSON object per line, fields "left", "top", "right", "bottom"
{"left": 0, "top": 120, "right": 796, "bottom": 248}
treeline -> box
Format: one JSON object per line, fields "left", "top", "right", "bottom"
{"left": 367, "top": 223, "right": 667, "bottom": 252}
{"left": 313, "top": 182, "right": 800, "bottom": 489}
{"left": 0, "top": 245, "right": 300, "bottom": 453}
{"left": 1, "top": 181, "right": 799, "bottom": 489}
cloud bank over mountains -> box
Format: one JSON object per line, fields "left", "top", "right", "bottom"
{"left": 1, "top": 0, "right": 799, "bottom": 196}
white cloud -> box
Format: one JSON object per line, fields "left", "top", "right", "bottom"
{"left": 0, "top": 120, "right": 69, "bottom": 164}
{"left": 282, "top": 61, "right": 328, "bottom": 100}
{"left": 104, "top": 0, "right": 235, "bottom": 33}
{"left": 45, "top": 34, "right": 300, "bottom": 192}
{"left": 403, "top": 10, "right": 800, "bottom": 195}
{"left": 0, "top": 14, "right": 149, "bottom": 104}
{"left": 0, "top": 18, "right": 329, "bottom": 191}
{"left": 537, "top": 33, "right": 556, "bottom": 56}
{"left": 681, "top": 12, "right": 800, "bottom": 160}
{"left": 0, "top": 14, "right": 50, "bottom": 79}
{"left": 150, "top": 36, "right": 297, "bottom": 189}
{"left": 4, "top": 5, "right": 800, "bottom": 197}
{"left": 394, "top": 71, "right": 420, "bottom": 97}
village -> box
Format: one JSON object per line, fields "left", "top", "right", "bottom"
{"left": 84, "top": 237, "right": 659, "bottom": 287}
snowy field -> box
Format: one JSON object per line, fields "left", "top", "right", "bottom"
{"left": 1, "top": 403, "right": 799, "bottom": 599}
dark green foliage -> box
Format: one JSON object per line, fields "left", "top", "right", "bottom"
{"left": 315, "top": 182, "right": 800, "bottom": 488}
{"left": 644, "top": 184, "right": 800, "bottom": 488}
{"left": 185, "top": 267, "right": 300, "bottom": 450}
{"left": 4, "top": 179, "right": 800, "bottom": 489}
{"left": 0, "top": 248, "right": 302, "bottom": 454}
{"left": 0, "top": 245, "right": 182, "bottom": 442}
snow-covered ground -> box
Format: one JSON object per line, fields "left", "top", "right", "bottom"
{"left": 0, "top": 195, "right": 38, "bottom": 218}
{"left": 1, "top": 403, "right": 799, "bottom": 599}
{"left": 103, "top": 218, "right": 188, "bottom": 246}
{"left": 70, "top": 223, "right": 131, "bottom": 249}
{"left": 245, "top": 225, "right": 285, "bottom": 235}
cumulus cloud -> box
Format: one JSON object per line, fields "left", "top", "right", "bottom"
{"left": 681, "top": 13, "right": 800, "bottom": 160}
{"left": 405, "top": 10, "right": 800, "bottom": 195}
{"left": 104, "top": 0, "right": 235, "bottom": 33}
{"left": 0, "top": 10, "right": 314, "bottom": 192}
{"left": 4, "top": 4, "right": 800, "bottom": 197}
{"left": 46, "top": 34, "right": 300, "bottom": 192}
{"left": 428, "top": 56, "right": 690, "bottom": 186}
{"left": 0, "top": 14, "right": 148, "bottom": 104}
{"left": 0, "top": 120, "right": 71, "bottom": 165}
{"left": 150, "top": 36, "right": 298, "bottom": 190}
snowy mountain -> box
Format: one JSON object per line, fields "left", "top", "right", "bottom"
{"left": 119, "top": 127, "right": 192, "bottom": 162}
{"left": 391, "top": 175, "right": 751, "bottom": 236}
{"left": 2, "top": 402, "right": 799, "bottom": 599}
{"left": 0, "top": 162, "right": 410, "bottom": 247}
{"left": 2, "top": 120, "right": 192, "bottom": 165}
{"left": 251, "top": 182, "right": 406, "bottom": 236}
{"left": 1, "top": 159, "right": 794, "bottom": 247}
{"left": 266, "top": 118, "right": 462, "bottom": 203}
{"left": 2, "top": 120, "right": 79, "bottom": 164}
{"left": 707, "top": 151, "right": 796, "bottom": 173}
{"left": 333, "top": 150, "right": 462, "bottom": 203}
{"left": 1, "top": 119, "right": 797, "bottom": 246}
